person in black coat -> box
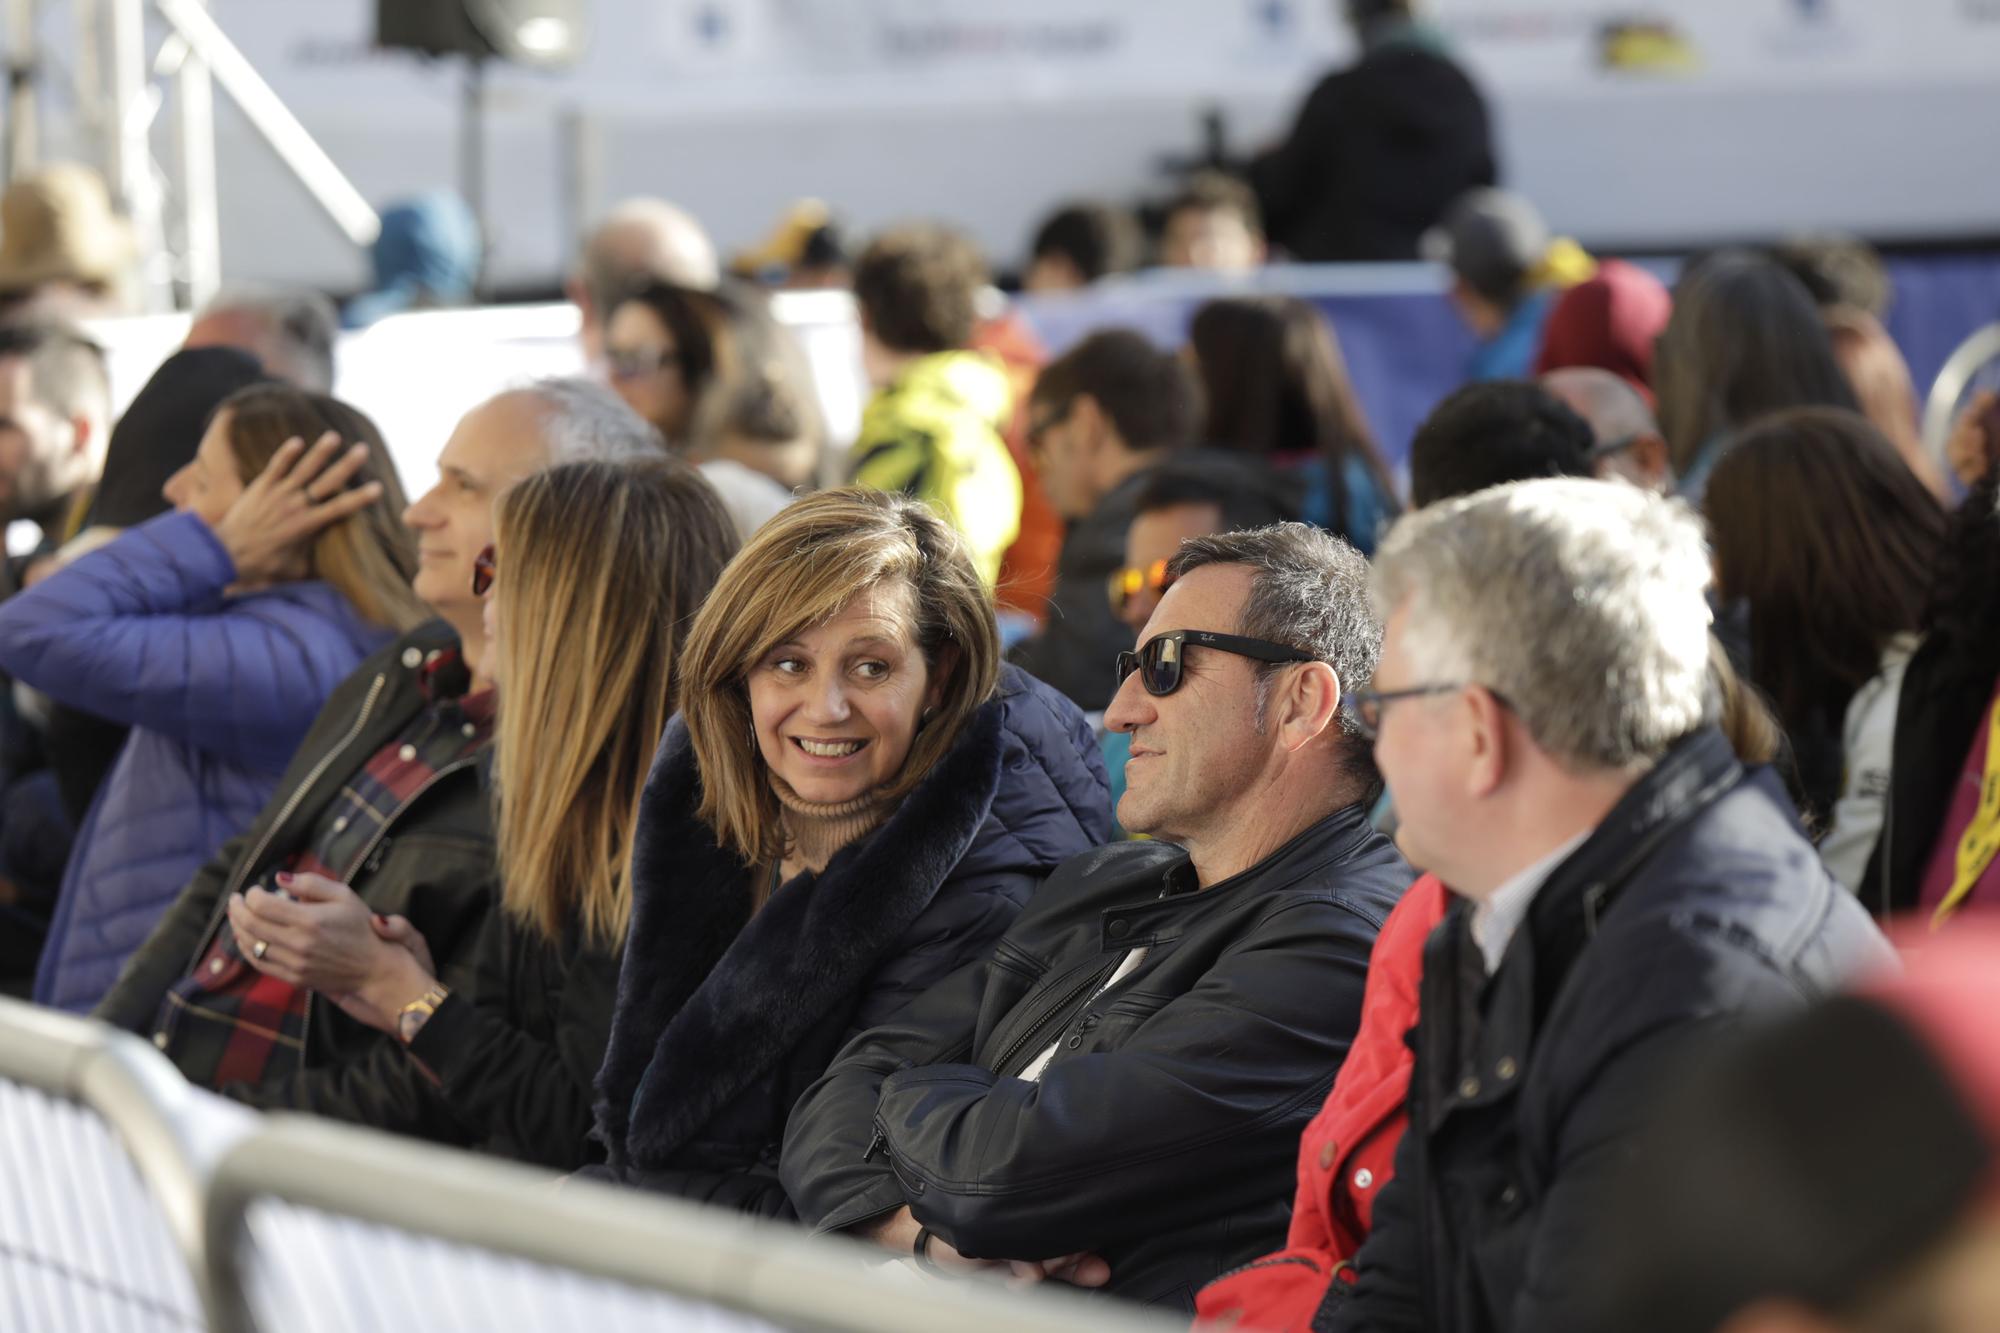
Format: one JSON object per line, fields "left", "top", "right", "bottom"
{"left": 590, "top": 487, "right": 1112, "bottom": 1211}
{"left": 782, "top": 523, "right": 1410, "bottom": 1311}
{"left": 1321, "top": 478, "right": 1891, "bottom": 1333}
{"left": 1252, "top": 0, "right": 1496, "bottom": 263}
{"left": 223, "top": 457, "right": 736, "bottom": 1166}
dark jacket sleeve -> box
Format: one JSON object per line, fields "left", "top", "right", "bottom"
{"left": 610, "top": 1163, "right": 796, "bottom": 1218}
{"left": 877, "top": 898, "right": 1373, "bottom": 1262}
{"left": 780, "top": 954, "right": 993, "bottom": 1236}
{"left": 623, "top": 871, "right": 1035, "bottom": 1219}
{"left": 0, "top": 513, "right": 363, "bottom": 772}
{"left": 848, "top": 868, "right": 1034, "bottom": 1034}
{"left": 93, "top": 828, "right": 246, "bottom": 1033}
{"left": 1505, "top": 928, "right": 1818, "bottom": 1330}
{"left": 398, "top": 916, "right": 619, "bottom": 1171}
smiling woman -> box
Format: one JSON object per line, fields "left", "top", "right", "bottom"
{"left": 589, "top": 485, "right": 1113, "bottom": 1212}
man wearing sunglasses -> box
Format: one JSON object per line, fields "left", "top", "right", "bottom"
{"left": 1320, "top": 479, "right": 1889, "bottom": 1333}
{"left": 97, "top": 381, "right": 663, "bottom": 1129}
{"left": 784, "top": 523, "right": 1407, "bottom": 1309}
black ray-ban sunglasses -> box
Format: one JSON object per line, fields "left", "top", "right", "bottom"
{"left": 1115, "top": 628, "right": 1317, "bottom": 697}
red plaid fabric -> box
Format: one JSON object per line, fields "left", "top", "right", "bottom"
{"left": 154, "top": 655, "right": 494, "bottom": 1091}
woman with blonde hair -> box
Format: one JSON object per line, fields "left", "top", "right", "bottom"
{"left": 0, "top": 383, "right": 423, "bottom": 1012}
{"left": 227, "top": 455, "right": 738, "bottom": 1165}
{"left": 590, "top": 485, "right": 1110, "bottom": 1210}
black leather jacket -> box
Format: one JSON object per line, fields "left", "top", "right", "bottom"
{"left": 781, "top": 803, "right": 1409, "bottom": 1312}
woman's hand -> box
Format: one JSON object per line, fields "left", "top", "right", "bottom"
{"left": 230, "top": 871, "right": 436, "bottom": 1032}
{"left": 208, "top": 432, "right": 383, "bottom": 585}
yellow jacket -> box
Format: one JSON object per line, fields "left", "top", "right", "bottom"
{"left": 850, "top": 351, "right": 1021, "bottom": 587}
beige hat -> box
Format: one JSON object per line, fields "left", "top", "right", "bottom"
{"left": 0, "top": 164, "right": 136, "bottom": 293}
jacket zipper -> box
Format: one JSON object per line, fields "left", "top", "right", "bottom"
{"left": 182, "top": 673, "right": 390, "bottom": 977}
{"left": 990, "top": 954, "right": 1123, "bottom": 1079}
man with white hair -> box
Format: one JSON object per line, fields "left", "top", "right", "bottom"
{"left": 1322, "top": 479, "right": 1890, "bottom": 1333}
{"left": 1540, "top": 365, "right": 1673, "bottom": 494}
{"left": 97, "top": 379, "right": 662, "bottom": 1120}
{"left": 568, "top": 197, "right": 720, "bottom": 365}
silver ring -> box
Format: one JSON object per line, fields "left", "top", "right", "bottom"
{"left": 251, "top": 938, "right": 268, "bottom": 961}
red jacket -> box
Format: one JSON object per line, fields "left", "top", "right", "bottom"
{"left": 1194, "top": 876, "right": 1448, "bottom": 1331}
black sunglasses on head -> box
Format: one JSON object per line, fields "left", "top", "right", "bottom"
{"left": 1115, "top": 628, "right": 1317, "bottom": 697}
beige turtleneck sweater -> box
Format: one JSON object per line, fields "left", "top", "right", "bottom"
{"left": 770, "top": 774, "right": 898, "bottom": 885}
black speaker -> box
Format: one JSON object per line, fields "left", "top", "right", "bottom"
{"left": 376, "top": 0, "right": 584, "bottom": 66}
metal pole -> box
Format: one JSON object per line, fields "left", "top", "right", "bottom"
{"left": 460, "top": 55, "right": 486, "bottom": 298}
{"left": 106, "top": 0, "right": 167, "bottom": 309}
{"left": 72, "top": 0, "right": 107, "bottom": 167}
{"left": 153, "top": 0, "right": 378, "bottom": 247}
{"left": 560, "top": 103, "right": 597, "bottom": 280}
{"left": 5, "top": 0, "right": 39, "bottom": 181}
{"left": 170, "top": 0, "right": 217, "bottom": 307}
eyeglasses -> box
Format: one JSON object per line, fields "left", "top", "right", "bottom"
{"left": 606, "top": 345, "right": 682, "bottom": 381}
{"left": 1114, "top": 628, "right": 1316, "bottom": 698}
{"left": 471, "top": 544, "right": 497, "bottom": 597}
{"left": 1106, "top": 559, "right": 1175, "bottom": 616}
{"left": 1343, "top": 682, "right": 1513, "bottom": 741}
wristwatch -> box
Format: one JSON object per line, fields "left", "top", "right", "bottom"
{"left": 396, "top": 983, "right": 452, "bottom": 1044}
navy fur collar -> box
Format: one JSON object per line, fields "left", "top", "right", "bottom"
{"left": 595, "top": 701, "right": 1006, "bottom": 1171}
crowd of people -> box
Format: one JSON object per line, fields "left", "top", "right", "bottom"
{"left": 2, "top": 4, "right": 2000, "bottom": 1332}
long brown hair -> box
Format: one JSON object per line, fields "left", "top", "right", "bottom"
{"left": 492, "top": 457, "right": 737, "bottom": 947}
{"left": 1705, "top": 407, "right": 1945, "bottom": 742}
{"left": 1186, "top": 296, "right": 1400, "bottom": 541}
{"left": 678, "top": 486, "right": 1001, "bottom": 867}
{"left": 215, "top": 385, "right": 427, "bottom": 631}
{"left": 1652, "top": 251, "right": 1858, "bottom": 476}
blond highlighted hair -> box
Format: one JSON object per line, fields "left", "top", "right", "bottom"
{"left": 492, "top": 457, "right": 737, "bottom": 948}
{"left": 679, "top": 486, "right": 1001, "bottom": 866}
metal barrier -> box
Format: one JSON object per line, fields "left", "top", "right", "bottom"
{"left": 1922, "top": 320, "right": 2000, "bottom": 470}
{"left": 0, "top": 995, "right": 255, "bottom": 1331}
{"left": 204, "top": 1114, "right": 1175, "bottom": 1333}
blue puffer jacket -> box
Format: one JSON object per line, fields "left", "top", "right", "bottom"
{"left": 591, "top": 663, "right": 1111, "bottom": 1214}
{"left": 0, "top": 512, "right": 394, "bottom": 1012}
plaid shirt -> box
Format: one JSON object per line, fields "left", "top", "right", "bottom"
{"left": 154, "top": 654, "right": 495, "bottom": 1091}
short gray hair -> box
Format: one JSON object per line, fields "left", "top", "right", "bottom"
{"left": 196, "top": 285, "right": 339, "bottom": 393}
{"left": 1168, "top": 522, "right": 1383, "bottom": 777}
{"left": 1372, "top": 478, "right": 1716, "bottom": 771}
{"left": 515, "top": 376, "right": 666, "bottom": 465}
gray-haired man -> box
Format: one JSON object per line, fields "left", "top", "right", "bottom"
{"left": 1324, "top": 478, "right": 1890, "bottom": 1333}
